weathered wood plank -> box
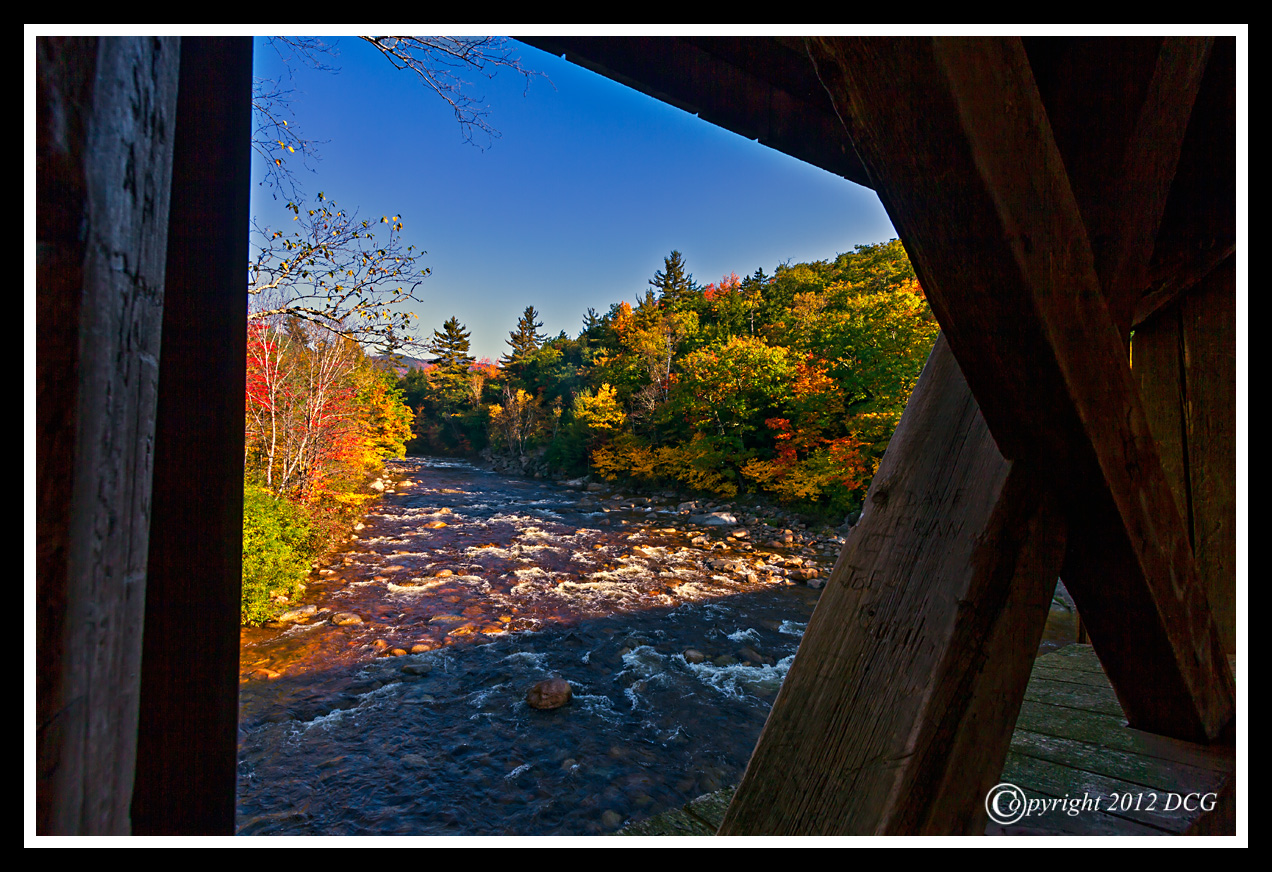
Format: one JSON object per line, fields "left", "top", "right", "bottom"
{"left": 1028, "top": 664, "right": 1117, "bottom": 689}
{"left": 1042, "top": 644, "right": 1108, "bottom": 673}
{"left": 999, "top": 753, "right": 1191, "bottom": 832}
{"left": 1131, "top": 303, "right": 1190, "bottom": 527}
{"left": 1183, "top": 772, "right": 1236, "bottom": 836}
{"left": 1131, "top": 256, "right": 1236, "bottom": 659}
{"left": 719, "top": 335, "right": 1065, "bottom": 835}
{"left": 1024, "top": 678, "right": 1125, "bottom": 718}
{"left": 806, "top": 36, "right": 1233, "bottom": 742}
{"left": 1180, "top": 258, "right": 1237, "bottom": 656}
{"left": 1135, "top": 245, "right": 1234, "bottom": 328}
{"left": 36, "top": 36, "right": 182, "bottom": 836}
{"left": 1014, "top": 700, "right": 1234, "bottom": 773}
{"left": 1010, "top": 729, "right": 1228, "bottom": 796}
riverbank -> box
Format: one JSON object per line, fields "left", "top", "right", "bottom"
{"left": 236, "top": 457, "right": 827, "bottom": 835}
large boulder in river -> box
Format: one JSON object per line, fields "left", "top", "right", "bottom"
{"left": 690, "top": 512, "right": 737, "bottom": 527}
{"left": 526, "top": 677, "right": 572, "bottom": 710}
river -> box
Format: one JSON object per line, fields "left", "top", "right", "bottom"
{"left": 234, "top": 457, "right": 833, "bottom": 836}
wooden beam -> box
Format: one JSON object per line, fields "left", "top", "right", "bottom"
{"left": 1137, "top": 36, "right": 1236, "bottom": 328}
{"left": 130, "top": 37, "right": 253, "bottom": 835}
{"left": 806, "top": 37, "right": 1232, "bottom": 741}
{"left": 1133, "top": 259, "right": 1238, "bottom": 656}
{"left": 720, "top": 336, "right": 1066, "bottom": 834}
{"left": 36, "top": 36, "right": 182, "bottom": 835}
{"left": 1026, "top": 37, "right": 1212, "bottom": 339}
{"left": 1135, "top": 245, "right": 1234, "bottom": 328}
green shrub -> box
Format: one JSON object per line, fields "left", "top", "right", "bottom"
{"left": 241, "top": 484, "right": 317, "bottom": 625}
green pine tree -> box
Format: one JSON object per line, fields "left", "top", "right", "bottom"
{"left": 502, "top": 305, "right": 546, "bottom": 367}
{"left": 649, "top": 250, "right": 697, "bottom": 308}
{"left": 427, "top": 316, "right": 476, "bottom": 373}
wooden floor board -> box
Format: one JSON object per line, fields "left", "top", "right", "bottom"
{"left": 619, "top": 645, "right": 1235, "bottom": 836}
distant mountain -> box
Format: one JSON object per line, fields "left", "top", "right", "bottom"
{"left": 372, "top": 354, "right": 433, "bottom": 377}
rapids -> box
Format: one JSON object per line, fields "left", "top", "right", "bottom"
{"left": 235, "top": 457, "right": 828, "bottom": 836}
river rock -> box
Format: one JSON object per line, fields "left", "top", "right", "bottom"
{"left": 736, "top": 646, "right": 770, "bottom": 665}
{"left": 690, "top": 512, "right": 737, "bottom": 526}
{"left": 277, "top": 604, "right": 317, "bottom": 622}
{"left": 526, "top": 677, "right": 572, "bottom": 710}
{"left": 331, "top": 612, "right": 363, "bottom": 626}
{"left": 682, "top": 648, "right": 707, "bottom": 664}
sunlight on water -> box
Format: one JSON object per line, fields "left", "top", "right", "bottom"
{"left": 235, "top": 457, "right": 833, "bottom": 835}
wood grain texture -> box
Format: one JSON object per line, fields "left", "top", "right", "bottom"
{"left": 36, "top": 36, "right": 182, "bottom": 835}
{"left": 720, "top": 335, "right": 1065, "bottom": 834}
{"left": 805, "top": 36, "right": 1232, "bottom": 742}
{"left": 130, "top": 37, "right": 253, "bottom": 836}
{"left": 1131, "top": 256, "right": 1236, "bottom": 656}
{"left": 1025, "top": 37, "right": 1211, "bottom": 339}
{"left": 1180, "top": 259, "right": 1237, "bottom": 655}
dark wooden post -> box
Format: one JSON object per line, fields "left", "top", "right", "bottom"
{"left": 36, "top": 36, "right": 182, "bottom": 835}
{"left": 130, "top": 36, "right": 253, "bottom": 836}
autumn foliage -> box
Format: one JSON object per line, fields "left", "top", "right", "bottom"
{"left": 403, "top": 239, "right": 938, "bottom": 520}
{"left": 241, "top": 317, "right": 414, "bottom": 623}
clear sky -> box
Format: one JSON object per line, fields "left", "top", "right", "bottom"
{"left": 248, "top": 36, "right": 899, "bottom": 362}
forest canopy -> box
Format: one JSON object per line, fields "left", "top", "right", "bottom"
{"left": 400, "top": 239, "right": 938, "bottom": 520}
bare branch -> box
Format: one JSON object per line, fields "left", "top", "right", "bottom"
{"left": 357, "top": 36, "right": 544, "bottom": 148}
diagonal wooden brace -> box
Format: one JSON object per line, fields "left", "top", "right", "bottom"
{"left": 807, "top": 36, "right": 1232, "bottom": 741}
{"left": 720, "top": 335, "right": 1066, "bottom": 834}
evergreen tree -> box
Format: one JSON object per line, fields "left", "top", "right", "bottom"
{"left": 502, "top": 305, "right": 546, "bottom": 367}
{"left": 427, "top": 316, "right": 476, "bottom": 372}
{"left": 649, "top": 250, "right": 697, "bottom": 308}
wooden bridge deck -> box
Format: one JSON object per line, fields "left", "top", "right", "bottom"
{"left": 621, "top": 645, "right": 1236, "bottom": 837}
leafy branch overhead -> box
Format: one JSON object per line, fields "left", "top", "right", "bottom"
{"left": 249, "top": 35, "right": 542, "bottom": 353}
{"left": 248, "top": 192, "right": 429, "bottom": 355}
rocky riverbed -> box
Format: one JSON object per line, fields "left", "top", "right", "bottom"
{"left": 235, "top": 457, "right": 835, "bottom": 836}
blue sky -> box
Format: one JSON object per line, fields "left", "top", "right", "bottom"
{"left": 249, "top": 36, "right": 899, "bottom": 361}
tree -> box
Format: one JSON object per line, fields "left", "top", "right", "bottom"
{"left": 244, "top": 318, "right": 365, "bottom": 499}
{"left": 248, "top": 191, "right": 429, "bottom": 355}
{"left": 502, "top": 305, "right": 546, "bottom": 370}
{"left": 488, "top": 385, "right": 542, "bottom": 458}
{"left": 249, "top": 36, "right": 543, "bottom": 351}
{"left": 649, "top": 250, "right": 696, "bottom": 308}
{"left": 427, "top": 316, "right": 476, "bottom": 372}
